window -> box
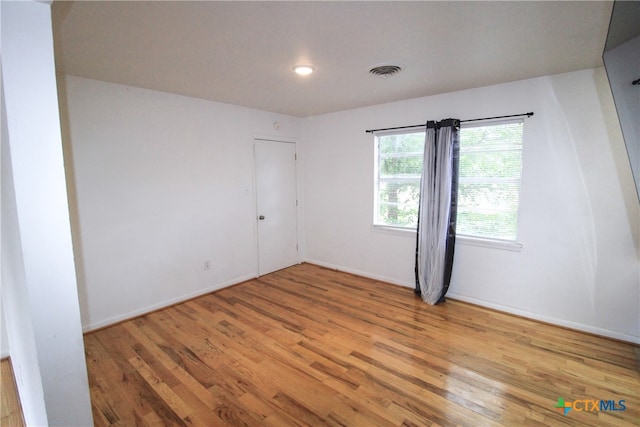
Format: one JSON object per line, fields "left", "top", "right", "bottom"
{"left": 374, "top": 131, "right": 425, "bottom": 228}
{"left": 374, "top": 119, "right": 524, "bottom": 241}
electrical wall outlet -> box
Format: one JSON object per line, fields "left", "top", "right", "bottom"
{"left": 203, "top": 260, "right": 211, "bottom": 271}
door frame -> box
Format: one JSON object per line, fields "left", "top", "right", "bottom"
{"left": 252, "top": 135, "right": 301, "bottom": 277}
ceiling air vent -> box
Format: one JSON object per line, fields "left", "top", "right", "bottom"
{"left": 369, "top": 65, "right": 402, "bottom": 78}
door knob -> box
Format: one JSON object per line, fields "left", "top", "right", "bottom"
{"left": 258, "top": 215, "right": 265, "bottom": 220}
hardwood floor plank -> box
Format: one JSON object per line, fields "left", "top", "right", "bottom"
{"left": 123, "top": 323, "right": 216, "bottom": 405}
{"left": 95, "top": 326, "right": 189, "bottom": 426}
{"left": 0, "top": 358, "right": 25, "bottom": 427}
{"left": 83, "top": 263, "right": 640, "bottom": 426}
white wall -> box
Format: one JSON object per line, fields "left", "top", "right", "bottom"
{"left": 0, "top": 0, "right": 6, "bottom": 363}
{"left": 1, "top": 101, "right": 47, "bottom": 424}
{"left": 1, "top": 1, "right": 93, "bottom": 425}
{"left": 63, "top": 76, "right": 300, "bottom": 331}
{"left": 302, "top": 68, "right": 640, "bottom": 343}
{"left": 604, "top": 34, "right": 640, "bottom": 200}
{"left": 0, "top": 309, "right": 8, "bottom": 358}
{"left": 64, "top": 68, "right": 639, "bottom": 343}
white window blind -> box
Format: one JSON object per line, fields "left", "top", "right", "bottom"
{"left": 457, "top": 120, "right": 524, "bottom": 240}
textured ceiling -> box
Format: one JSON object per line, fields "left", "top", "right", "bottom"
{"left": 52, "top": 1, "right": 613, "bottom": 117}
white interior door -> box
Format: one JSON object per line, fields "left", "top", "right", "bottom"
{"left": 255, "top": 140, "right": 298, "bottom": 276}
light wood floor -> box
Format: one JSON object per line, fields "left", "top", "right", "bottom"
{"left": 1, "top": 358, "right": 25, "bottom": 427}
{"left": 85, "top": 263, "right": 639, "bottom": 426}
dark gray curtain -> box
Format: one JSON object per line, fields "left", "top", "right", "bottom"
{"left": 414, "top": 119, "right": 460, "bottom": 304}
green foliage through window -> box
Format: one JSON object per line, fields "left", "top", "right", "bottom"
{"left": 374, "top": 120, "right": 524, "bottom": 241}
{"left": 376, "top": 132, "right": 424, "bottom": 227}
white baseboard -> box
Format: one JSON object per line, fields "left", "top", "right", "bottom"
{"left": 303, "top": 258, "right": 414, "bottom": 289}
{"left": 82, "top": 273, "right": 256, "bottom": 333}
{"left": 83, "top": 261, "right": 640, "bottom": 345}
{"left": 1, "top": 348, "right": 9, "bottom": 359}
{"left": 304, "top": 259, "right": 640, "bottom": 345}
{"left": 445, "top": 292, "right": 640, "bottom": 345}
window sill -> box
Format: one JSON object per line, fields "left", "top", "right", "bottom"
{"left": 371, "top": 225, "right": 523, "bottom": 252}
{"left": 456, "top": 235, "right": 523, "bottom": 252}
{"left": 371, "top": 224, "right": 417, "bottom": 237}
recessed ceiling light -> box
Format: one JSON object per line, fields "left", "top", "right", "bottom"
{"left": 293, "top": 65, "right": 315, "bottom": 76}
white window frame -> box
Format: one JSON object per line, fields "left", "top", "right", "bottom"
{"left": 372, "top": 118, "right": 524, "bottom": 251}
{"left": 373, "top": 129, "right": 425, "bottom": 229}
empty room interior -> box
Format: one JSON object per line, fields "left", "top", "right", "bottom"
{"left": 2, "top": 1, "right": 640, "bottom": 426}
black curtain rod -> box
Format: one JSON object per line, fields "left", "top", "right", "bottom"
{"left": 365, "top": 112, "right": 534, "bottom": 134}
